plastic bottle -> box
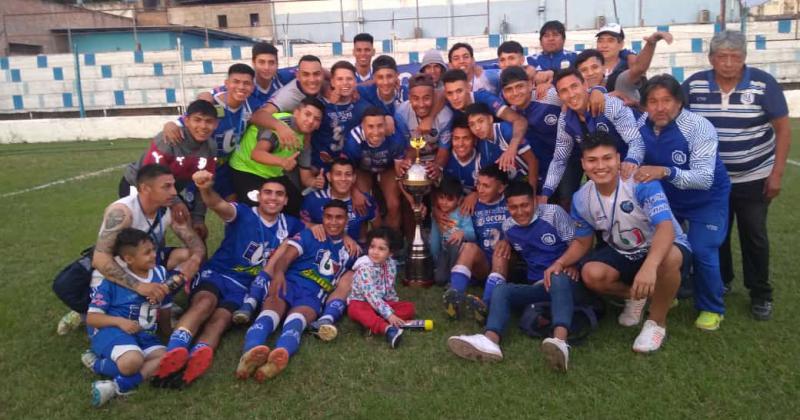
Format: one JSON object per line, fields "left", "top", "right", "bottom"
{"left": 402, "top": 319, "right": 434, "bottom": 331}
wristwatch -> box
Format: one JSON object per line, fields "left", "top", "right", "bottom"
{"left": 663, "top": 166, "right": 671, "bottom": 179}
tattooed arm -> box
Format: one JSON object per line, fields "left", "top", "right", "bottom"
{"left": 170, "top": 215, "right": 206, "bottom": 280}
{"left": 92, "top": 204, "right": 169, "bottom": 302}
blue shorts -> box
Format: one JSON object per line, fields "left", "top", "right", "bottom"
{"left": 281, "top": 275, "right": 326, "bottom": 315}
{"left": 90, "top": 327, "right": 164, "bottom": 362}
{"left": 586, "top": 243, "right": 691, "bottom": 285}
{"left": 192, "top": 268, "right": 250, "bottom": 312}
{"left": 212, "top": 162, "right": 236, "bottom": 199}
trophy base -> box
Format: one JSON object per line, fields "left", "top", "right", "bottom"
{"left": 403, "top": 278, "right": 434, "bottom": 288}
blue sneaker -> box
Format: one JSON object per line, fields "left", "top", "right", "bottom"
{"left": 386, "top": 327, "right": 404, "bottom": 349}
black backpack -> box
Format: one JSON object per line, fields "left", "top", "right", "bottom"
{"left": 518, "top": 297, "right": 606, "bottom": 345}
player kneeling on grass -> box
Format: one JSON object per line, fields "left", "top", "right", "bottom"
{"left": 448, "top": 182, "right": 584, "bottom": 371}
{"left": 236, "top": 200, "right": 357, "bottom": 381}
{"left": 347, "top": 227, "right": 415, "bottom": 348}
{"left": 152, "top": 171, "right": 295, "bottom": 387}
{"left": 86, "top": 229, "right": 173, "bottom": 407}
{"left": 549, "top": 131, "right": 689, "bottom": 353}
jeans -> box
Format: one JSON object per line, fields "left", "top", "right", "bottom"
{"left": 435, "top": 242, "right": 461, "bottom": 287}
{"left": 484, "top": 273, "right": 583, "bottom": 338}
{"left": 719, "top": 179, "right": 772, "bottom": 302}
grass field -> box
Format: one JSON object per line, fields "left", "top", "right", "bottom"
{"left": 1, "top": 124, "right": 799, "bottom": 420}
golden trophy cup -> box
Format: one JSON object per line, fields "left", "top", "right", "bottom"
{"left": 400, "top": 136, "right": 434, "bottom": 287}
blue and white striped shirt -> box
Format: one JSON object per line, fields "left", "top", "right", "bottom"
{"left": 681, "top": 66, "right": 788, "bottom": 183}
{"left": 542, "top": 94, "right": 644, "bottom": 197}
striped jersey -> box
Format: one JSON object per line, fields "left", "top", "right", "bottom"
{"left": 682, "top": 66, "right": 789, "bottom": 183}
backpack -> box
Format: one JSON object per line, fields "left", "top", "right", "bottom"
{"left": 518, "top": 297, "right": 606, "bottom": 345}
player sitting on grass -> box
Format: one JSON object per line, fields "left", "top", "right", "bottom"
{"left": 447, "top": 181, "right": 584, "bottom": 372}
{"left": 86, "top": 228, "right": 173, "bottom": 407}
{"left": 549, "top": 131, "right": 688, "bottom": 353}
{"left": 151, "top": 171, "right": 297, "bottom": 387}
{"left": 347, "top": 227, "right": 415, "bottom": 348}
{"left": 235, "top": 200, "right": 357, "bottom": 381}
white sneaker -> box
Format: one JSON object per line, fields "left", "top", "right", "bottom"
{"left": 618, "top": 298, "right": 647, "bottom": 327}
{"left": 633, "top": 320, "right": 666, "bottom": 353}
{"left": 447, "top": 334, "right": 503, "bottom": 362}
{"left": 57, "top": 310, "right": 83, "bottom": 336}
{"left": 81, "top": 349, "right": 98, "bottom": 373}
{"left": 91, "top": 380, "right": 118, "bottom": 407}
{"left": 540, "top": 337, "right": 570, "bottom": 372}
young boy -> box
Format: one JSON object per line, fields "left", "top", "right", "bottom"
{"left": 86, "top": 228, "right": 173, "bottom": 407}
{"left": 430, "top": 177, "right": 476, "bottom": 286}
{"left": 347, "top": 227, "right": 414, "bottom": 348}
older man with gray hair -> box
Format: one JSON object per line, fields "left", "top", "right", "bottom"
{"left": 681, "top": 30, "right": 791, "bottom": 321}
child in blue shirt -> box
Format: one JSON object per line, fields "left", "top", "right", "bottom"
{"left": 430, "top": 176, "right": 476, "bottom": 286}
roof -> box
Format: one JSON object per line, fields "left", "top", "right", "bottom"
{"left": 50, "top": 25, "right": 258, "bottom": 42}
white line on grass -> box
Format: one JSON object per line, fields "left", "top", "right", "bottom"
{"left": 788, "top": 159, "right": 800, "bottom": 167}
{"left": 0, "top": 164, "right": 126, "bottom": 199}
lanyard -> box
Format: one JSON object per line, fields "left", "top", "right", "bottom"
{"left": 137, "top": 196, "right": 164, "bottom": 245}
{"left": 594, "top": 180, "right": 620, "bottom": 231}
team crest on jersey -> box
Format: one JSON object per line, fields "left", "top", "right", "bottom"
{"left": 671, "top": 150, "right": 687, "bottom": 165}
{"left": 544, "top": 114, "right": 558, "bottom": 125}
{"left": 620, "top": 200, "right": 635, "bottom": 214}
{"left": 541, "top": 233, "right": 556, "bottom": 246}
{"left": 740, "top": 92, "right": 755, "bottom": 105}
{"left": 596, "top": 122, "right": 610, "bottom": 133}
{"left": 560, "top": 60, "right": 571, "bottom": 69}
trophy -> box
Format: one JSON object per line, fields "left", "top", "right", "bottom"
{"left": 401, "top": 136, "right": 434, "bottom": 288}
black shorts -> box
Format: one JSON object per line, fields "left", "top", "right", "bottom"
{"left": 585, "top": 243, "right": 691, "bottom": 285}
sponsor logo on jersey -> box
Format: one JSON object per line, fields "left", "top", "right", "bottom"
{"left": 671, "top": 150, "right": 687, "bottom": 165}
{"left": 541, "top": 233, "right": 556, "bottom": 246}
{"left": 620, "top": 200, "right": 635, "bottom": 214}
{"left": 544, "top": 114, "right": 558, "bottom": 125}
{"left": 596, "top": 122, "right": 610, "bottom": 133}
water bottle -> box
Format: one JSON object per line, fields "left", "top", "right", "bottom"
{"left": 164, "top": 272, "right": 186, "bottom": 292}
{"left": 402, "top": 319, "right": 434, "bottom": 331}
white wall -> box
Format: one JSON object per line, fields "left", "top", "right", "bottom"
{"left": 0, "top": 115, "right": 174, "bottom": 143}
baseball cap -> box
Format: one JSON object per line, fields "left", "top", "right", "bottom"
{"left": 596, "top": 23, "right": 625, "bottom": 40}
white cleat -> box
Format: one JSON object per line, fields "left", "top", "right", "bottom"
{"left": 91, "top": 380, "right": 118, "bottom": 407}
{"left": 447, "top": 334, "right": 503, "bottom": 362}
{"left": 540, "top": 337, "right": 570, "bottom": 372}
{"left": 618, "top": 298, "right": 647, "bottom": 327}
{"left": 81, "top": 349, "right": 98, "bottom": 373}
{"left": 633, "top": 320, "right": 667, "bottom": 353}
{"left": 57, "top": 310, "right": 83, "bottom": 336}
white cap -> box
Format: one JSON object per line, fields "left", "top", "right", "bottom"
{"left": 596, "top": 23, "right": 625, "bottom": 40}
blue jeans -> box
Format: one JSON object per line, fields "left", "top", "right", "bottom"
{"left": 484, "top": 273, "right": 582, "bottom": 339}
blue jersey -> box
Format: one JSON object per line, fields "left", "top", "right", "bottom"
{"left": 543, "top": 94, "right": 644, "bottom": 197}
{"left": 502, "top": 204, "right": 573, "bottom": 282}
{"left": 444, "top": 151, "right": 490, "bottom": 194}
{"left": 527, "top": 50, "right": 577, "bottom": 72}
{"left": 477, "top": 121, "right": 532, "bottom": 179}
{"left": 311, "top": 97, "right": 365, "bottom": 168}
{"left": 88, "top": 266, "right": 170, "bottom": 335}
{"left": 515, "top": 89, "right": 562, "bottom": 181}
{"left": 212, "top": 69, "right": 295, "bottom": 111}
{"left": 300, "top": 188, "right": 377, "bottom": 239}
{"left": 638, "top": 109, "right": 731, "bottom": 221}
{"left": 357, "top": 84, "right": 409, "bottom": 116}
{"left": 472, "top": 197, "right": 509, "bottom": 259}
{"left": 395, "top": 102, "right": 453, "bottom": 162}
{"left": 448, "top": 90, "right": 507, "bottom": 120}
{"left": 343, "top": 125, "right": 406, "bottom": 173}
{"left": 286, "top": 229, "right": 357, "bottom": 293}
{"left": 206, "top": 203, "right": 302, "bottom": 280}
{"left": 209, "top": 91, "right": 253, "bottom": 160}
{"left": 473, "top": 68, "right": 501, "bottom": 95}
{"left": 571, "top": 176, "right": 690, "bottom": 259}
{"left": 355, "top": 70, "right": 372, "bottom": 84}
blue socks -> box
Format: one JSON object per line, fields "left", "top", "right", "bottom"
{"left": 114, "top": 372, "right": 142, "bottom": 393}
{"left": 92, "top": 358, "right": 120, "bottom": 378}
{"left": 275, "top": 313, "right": 306, "bottom": 357}
{"left": 450, "top": 265, "right": 472, "bottom": 294}
{"left": 318, "top": 299, "right": 346, "bottom": 325}
{"left": 243, "top": 271, "right": 271, "bottom": 310}
{"left": 190, "top": 341, "right": 209, "bottom": 356}
{"left": 243, "top": 310, "right": 280, "bottom": 352}
{"left": 166, "top": 327, "right": 193, "bottom": 352}
{"left": 482, "top": 273, "right": 506, "bottom": 307}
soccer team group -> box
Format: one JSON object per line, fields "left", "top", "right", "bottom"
{"left": 54, "top": 21, "right": 790, "bottom": 407}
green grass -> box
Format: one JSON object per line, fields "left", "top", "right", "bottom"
{"left": 1, "top": 125, "right": 800, "bottom": 419}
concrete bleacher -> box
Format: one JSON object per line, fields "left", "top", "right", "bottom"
{"left": 2, "top": 20, "right": 800, "bottom": 114}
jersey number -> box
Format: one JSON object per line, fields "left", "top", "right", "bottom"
{"left": 138, "top": 303, "right": 158, "bottom": 330}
